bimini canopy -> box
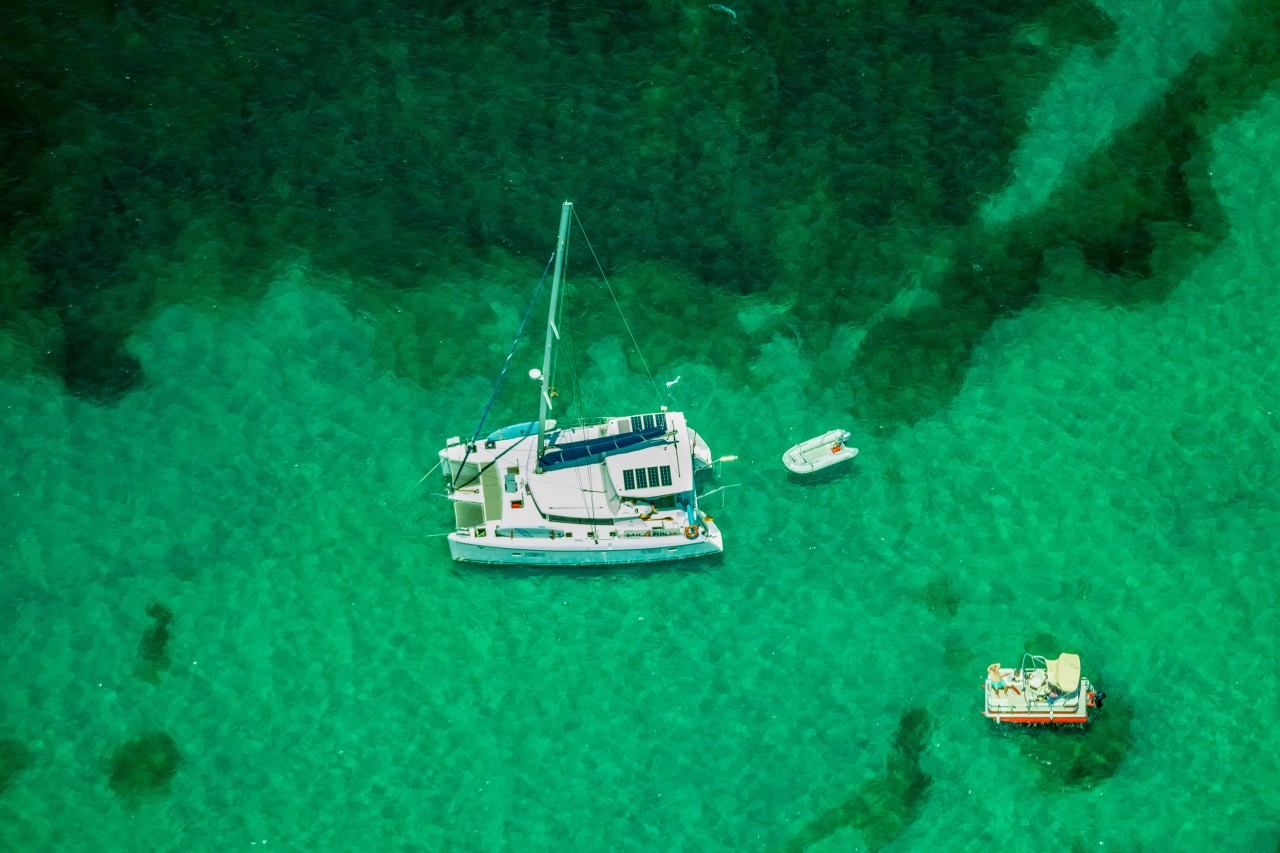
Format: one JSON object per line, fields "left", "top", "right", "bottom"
{"left": 540, "top": 425, "right": 666, "bottom": 470}
{"left": 1046, "top": 653, "right": 1082, "bottom": 693}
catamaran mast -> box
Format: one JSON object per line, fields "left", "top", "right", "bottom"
{"left": 536, "top": 201, "right": 573, "bottom": 466}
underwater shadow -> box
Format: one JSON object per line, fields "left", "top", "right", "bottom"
{"left": 847, "top": 0, "right": 1280, "bottom": 428}
{"left": 782, "top": 707, "right": 932, "bottom": 852}
{"left": 0, "top": 739, "right": 36, "bottom": 797}
{"left": 134, "top": 602, "right": 174, "bottom": 684}
{"left": 107, "top": 731, "right": 181, "bottom": 809}
{"left": 1001, "top": 697, "right": 1134, "bottom": 792}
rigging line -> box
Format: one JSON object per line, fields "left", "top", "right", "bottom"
{"left": 416, "top": 457, "right": 444, "bottom": 486}
{"left": 570, "top": 205, "right": 664, "bottom": 406}
{"left": 548, "top": 364, "right": 600, "bottom": 525}
{"left": 451, "top": 250, "right": 556, "bottom": 487}
{"left": 469, "top": 250, "right": 556, "bottom": 444}
{"left": 450, "top": 436, "right": 534, "bottom": 491}
{"left": 562, "top": 286, "right": 607, "bottom": 435}
{"left": 556, "top": 283, "right": 600, "bottom": 526}
{"left": 562, "top": 299, "right": 605, "bottom": 419}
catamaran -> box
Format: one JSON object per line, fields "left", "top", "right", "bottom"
{"left": 435, "top": 201, "right": 725, "bottom": 566}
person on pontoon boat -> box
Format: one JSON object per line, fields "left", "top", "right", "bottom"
{"left": 987, "top": 662, "right": 1011, "bottom": 697}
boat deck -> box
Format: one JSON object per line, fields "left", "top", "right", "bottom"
{"left": 983, "top": 676, "right": 1095, "bottom": 724}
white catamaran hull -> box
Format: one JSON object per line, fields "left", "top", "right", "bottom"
{"left": 447, "top": 521, "right": 724, "bottom": 565}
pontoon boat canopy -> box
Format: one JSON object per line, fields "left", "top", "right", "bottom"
{"left": 1046, "top": 653, "right": 1082, "bottom": 693}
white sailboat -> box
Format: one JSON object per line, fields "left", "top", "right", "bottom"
{"left": 436, "top": 201, "right": 725, "bottom": 566}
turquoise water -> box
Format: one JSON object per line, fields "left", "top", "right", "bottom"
{"left": 3, "top": 0, "right": 1280, "bottom": 850}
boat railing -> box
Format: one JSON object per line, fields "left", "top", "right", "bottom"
{"left": 551, "top": 416, "right": 611, "bottom": 430}
{"left": 1018, "top": 652, "right": 1047, "bottom": 678}
{"left": 620, "top": 527, "right": 683, "bottom": 538}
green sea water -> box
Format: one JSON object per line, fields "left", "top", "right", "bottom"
{"left": 2, "top": 0, "right": 1279, "bottom": 850}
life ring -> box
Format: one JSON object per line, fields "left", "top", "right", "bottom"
{"left": 684, "top": 525, "right": 699, "bottom": 540}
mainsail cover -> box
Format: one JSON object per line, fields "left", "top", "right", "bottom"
{"left": 1047, "top": 653, "right": 1082, "bottom": 693}
{"left": 540, "top": 425, "right": 666, "bottom": 469}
